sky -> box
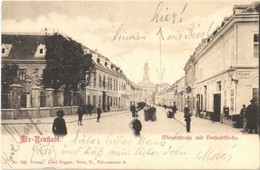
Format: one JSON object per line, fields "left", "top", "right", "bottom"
{"left": 1, "top": 0, "right": 252, "bottom": 84}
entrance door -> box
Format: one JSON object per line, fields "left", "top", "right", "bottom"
{"left": 213, "top": 93, "right": 221, "bottom": 122}
{"left": 253, "top": 88, "right": 259, "bottom": 103}
{"left": 102, "top": 92, "right": 106, "bottom": 112}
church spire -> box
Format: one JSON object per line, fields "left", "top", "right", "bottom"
{"left": 143, "top": 62, "right": 150, "bottom": 82}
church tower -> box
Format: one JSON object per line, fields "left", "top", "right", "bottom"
{"left": 139, "top": 62, "right": 155, "bottom": 103}
{"left": 143, "top": 62, "right": 150, "bottom": 82}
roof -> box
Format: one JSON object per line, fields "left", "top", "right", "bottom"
{"left": 2, "top": 34, "right": 46, "bottom": 60}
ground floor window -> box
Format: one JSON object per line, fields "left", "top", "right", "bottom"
{"left": 230, "top": 89, "right": 234, "bottom": 113}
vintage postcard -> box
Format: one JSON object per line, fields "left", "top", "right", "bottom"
{"left": 1, "top": 0, "right": 259, "bottom": 169}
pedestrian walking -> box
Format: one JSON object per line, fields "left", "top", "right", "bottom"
{"left": 97, "top": 104, "right": 102, "bottom": 122}
{"left": 166, "top": 106, "right": 173, "bottom": 118}
{"left": 52, "top": 110, "right": 67, "bottom": 136}
{"left": 239, "top": 104, "right": 247, "bottom": 132}
{"left": 77, "top": 105, "right": 84, "bottom": 126}
{"left": 129, "top": 116, "right": 142, "bottom": 137}
{"left": 184, "top": 105, "right": 191, "bottom": 132}
{"left": 245, "top": 99, "right": 259, "bottom": 134}
{"left": 130, "top": 103, "right": 136, "bottom": 118}
{"left": 171, "top": 103, "right": 177, "bottom": 118}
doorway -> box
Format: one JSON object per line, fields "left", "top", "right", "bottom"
{"left": 213, "top": 93, "right": 221, "bottom": 122}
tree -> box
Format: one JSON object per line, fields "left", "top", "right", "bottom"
{"left": 1, "top": 64, "right": 19, "bottom": 91}
{"left": 42, "top": 34, "right": 96, "bottom": 91}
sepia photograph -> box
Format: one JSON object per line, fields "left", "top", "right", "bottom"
{"left": 1, "top": 0, "right": 259, "bottom": 169}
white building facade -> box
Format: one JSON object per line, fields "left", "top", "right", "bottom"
{"left": 194, "top": 2, "right": 259, "bottom": 122}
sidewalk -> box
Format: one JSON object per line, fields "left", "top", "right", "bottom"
{"left": 157, "top": 106, "right": 243, "bottom": 134}
{"left": 1, "top": 110, "right": 129, "bottom": 125}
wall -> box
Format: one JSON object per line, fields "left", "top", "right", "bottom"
{"left": 1, "top": 106, "right": 79, "bottom": 120}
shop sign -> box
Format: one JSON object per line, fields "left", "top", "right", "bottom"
{"left": 238, "top": 71, "right": 250, "bottom": 79}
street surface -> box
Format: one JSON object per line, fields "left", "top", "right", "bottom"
{"left": 1, "top": 106, "right": 245, "bottom": 135}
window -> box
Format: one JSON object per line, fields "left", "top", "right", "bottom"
{"left": 99, "top": 96, "right": 101, "bottom": 105}
{"left": 217, "top": 81, "right": 221, "bottom": 91}
{"left": 93, "top": 73, "right": 96, "bottom": 88}
{"left": 253, "top": 34, "right": 259, "bottom": 58}
{"left": 253, "top": 88, "right": 259, "bottom": 103}
{"left": 39, "top": 48, "right": 43, "bottom": 54}
{"left": 230, "top": 89, "right": 234, "bottom": 112}
{"left": 35, "top": 68, "right": 39, "bottom": 79}
{"left": 87, "top": 95, "right": 91, "bottom": 104}
{"left": 103, "top": 76, "right": 106, "bottom": 89}
{"left": 34, "top": 44, "right": 46, "bottom": 57}
{"left": 2, "top": 48, "right": 5, "bottom": 54}
{"left": 19, "top": 69, "right": 26, "bottom": 80}
{"left": 99, "top": 75, "right": 102, "bottom": 88}
{"left": 93, "top": 96, "right": 96, "bottom": 107}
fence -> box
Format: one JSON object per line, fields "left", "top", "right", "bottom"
{"left": 64, "top": 92, "right": 72, "bottom": 106}
{"left": 1, "top": 89, "right": 86, "bottom": 109}
{"left": 53, "top": 92, "right": 59, "bottom": 107}
{"left": 1, "top": 93, "right": 10, "bottom": 108}
{"left": 40, "top": 91, "right": 46, "bottom": 107}
{"left": 21, "top": 92, "right": 27, "bottom": 108}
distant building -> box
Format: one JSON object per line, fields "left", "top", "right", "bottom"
{"left": 83, "top": 48, "right": 132, "bottom": 112}
{"left": 138, "top": 62, "right": 155, "bottom": 103}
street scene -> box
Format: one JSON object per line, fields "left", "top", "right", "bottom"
{"left": 1, "top": 0, "right": 259, "bottom": 169}
{"left": 1, "top": 106, "right": 242, "bottom": 135}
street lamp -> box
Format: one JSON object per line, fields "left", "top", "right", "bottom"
{"left": 228, "top": 66, "right": 238, "bottom": 84}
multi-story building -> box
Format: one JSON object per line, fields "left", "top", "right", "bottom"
{"left": 155, "top": 76, "right": 185, "bottom": 111}
{"left": 83, "top": 48, "right": 133, "bottom": 112}
{"left": 184, "top": 54, "right": 196, "bottom": 113}
{"left": 192, "top": 1, "right": 259, "bottom": 122}
{"left": 2, "top": 33, "right": 47, "bottom": 108}
{"left": 1, "top": 33, "right": 134, "bottom": 113}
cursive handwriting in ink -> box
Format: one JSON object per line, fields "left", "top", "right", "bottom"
{"left": 151, "top": 1, "right": 187, "bottom": 24}
{"left": 112, "top": 24, "right": 146, "bottom": 42}
{"left": 163, "top": 145, "right": 186, "bottom": 156}
{"left": 196, "top": 145, "right": 235, "bottom": 162}
{"left": 72, "top": 129, "right": 100, "bottom": 145}
{"left": 1, "top": 125, "right": 21, "bottom": 168}
{"left": 138, "top": 135, "right": 166, "bottom": 147}
{"left": 157, "top": 22, "right": 214, "bottom": 41}
{"left": 24, "top": 112, "right": 43, "bottom": 135}
{"left": 31, "top": 143, "right": 57, "bottom": 162}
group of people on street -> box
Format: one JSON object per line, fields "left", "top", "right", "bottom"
{"left": 52, "top": 104, "right": 103, "bottom": 136}
{"left": 240, "top": 99, "right": 259, "bottom": 134}
{"left": 165, "top": 103, "right": 177, "bottom": 119}
{"left": 52, "top": 98, "right": 258, "bottom": 136}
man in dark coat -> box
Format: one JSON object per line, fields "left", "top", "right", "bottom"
{"left": 171, "top": 103, "right": 177, "bottom": 118}
{"left": 184, "top": 105, "right": 191, "bottom": 132}
{"left": 240, "top": 104, "right": 247, "bottom": 132}
{"left": 52, "top": 110, "right": 67, "bottom": 136}
{"left": 97, "top": 104, "right": 102, "bottom": 122}
{"left": 77, "top": 105, "right": 84, "bottom": 126}
{"left": 245, "top": 99, "right": 259, "bottom": 134}
{"left": 130, "top": 117, "right": 142, "bottom": 136}
{"left": 130, "top": 103, "right": 136, "bottom": 118}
